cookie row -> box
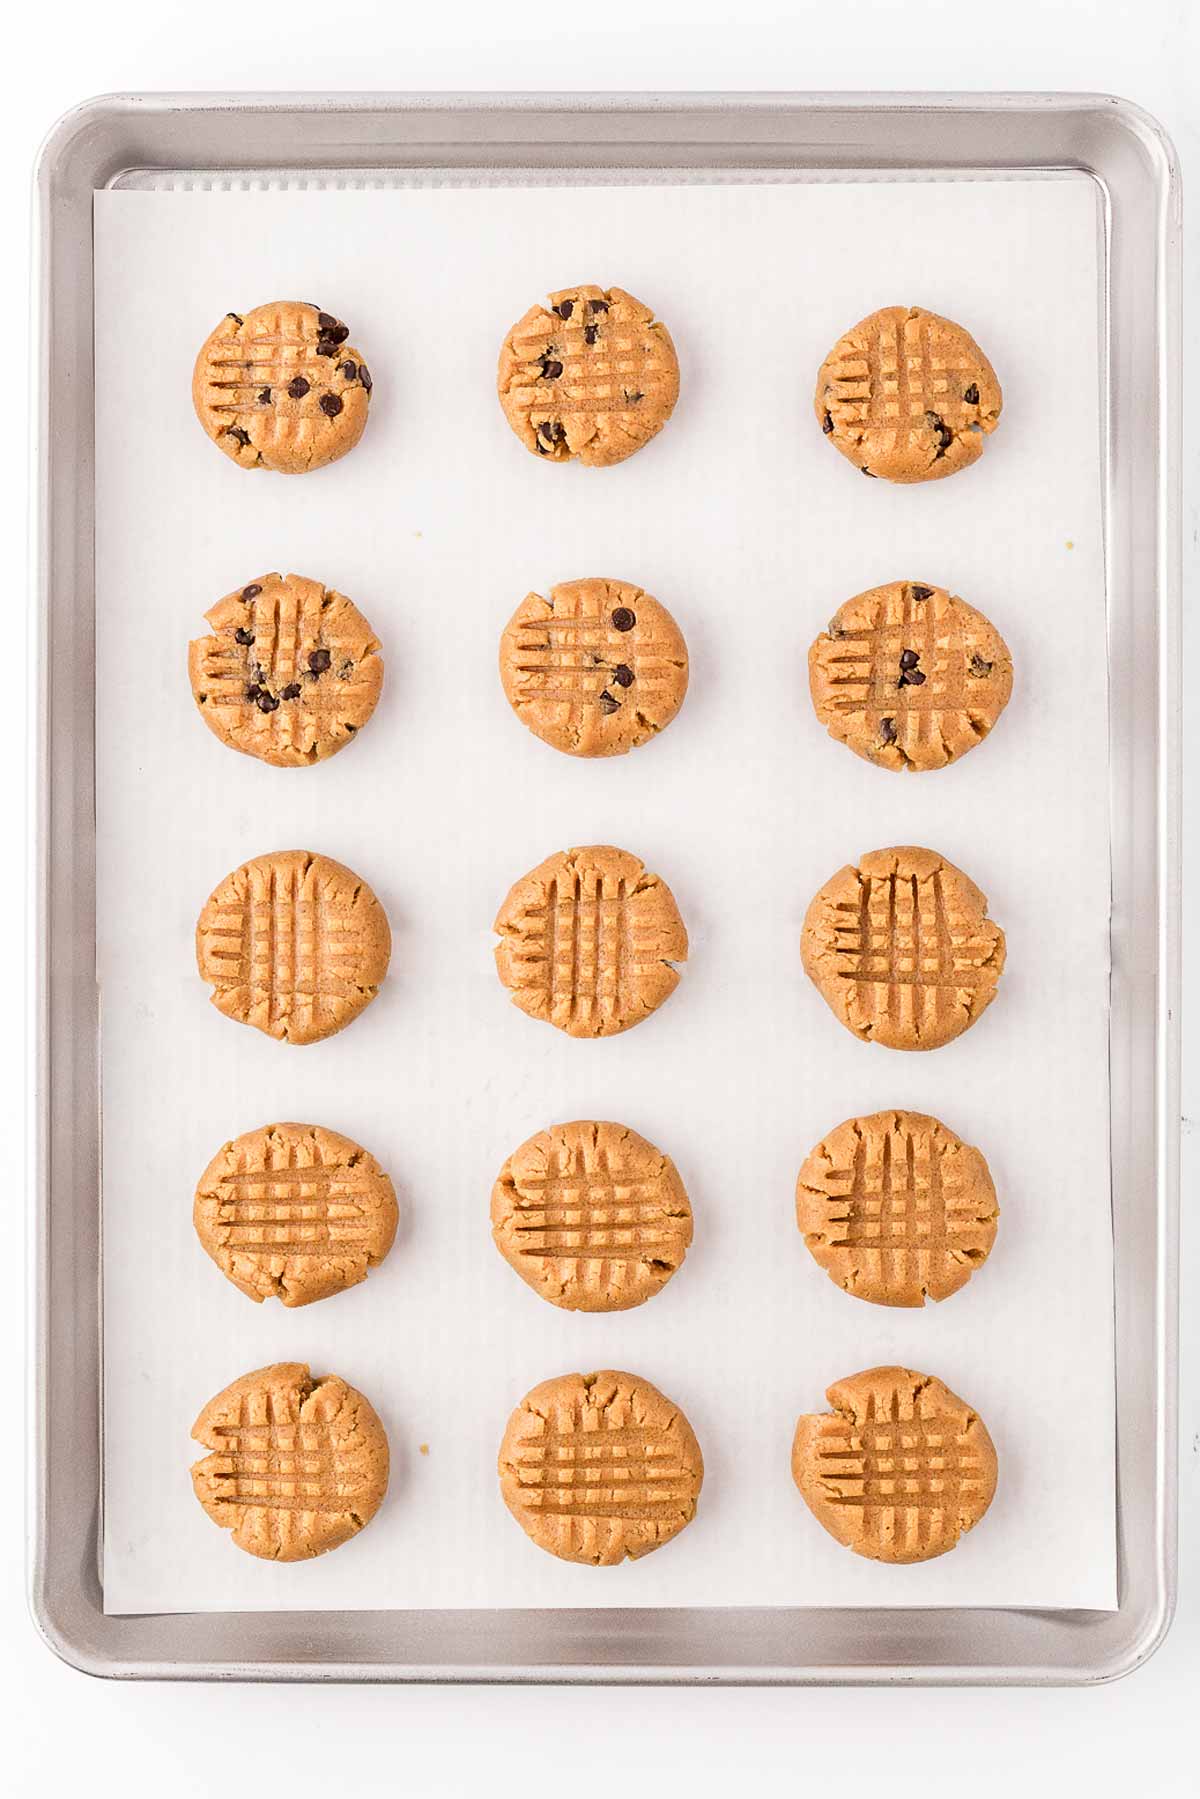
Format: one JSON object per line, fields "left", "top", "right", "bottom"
{"left": 190, "top": 1360, "right": 998, "bottom": 1569}
{"left": 195, "top": 1109, "right": 996, "bottom": 1316}
{"left": 192, "top": 296, "right": 1003, "bottom": 482}
{"left": 190, "top": 572, "right": 1013, "bottom": 775}
{"left": 194, "top": 842, "right": 1006, "bottom": 1051}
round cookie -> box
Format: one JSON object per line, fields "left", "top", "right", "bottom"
{"left": 497, "top": 285, "right": 680, "bottom": 468}
{"left": 493, "top": 844, "right": 688, "bottom": 1038}
{"left": 194, "top": 1122, "right": 399, "bottom": 1308}
{"left": 189, "top": 572, "right": 383, "bottom": 767}
{"left": 499, "top": 577, "right": 689, "bottom": 758}
{"left": 795, "top": 1110, "right": 998, "bottom": 1307}
{"left": 191, "top": 1361, "right": 389, "bottom": 1561}
{"left": 492, "top": 1120, "right": 693, "bottom": 1312}
{"left": 801, "top": 845, "right": 1005, "bottom": 1051}
{"left": 192, "top": 301, "right": 373, "bottom": 474}
{"left": 815, "top": 305, "right": 1002, "bottom": 483}
{"left": 791, "top": 1365, "right": 998, "bottom": 1564}
{"left": 196, "top": 850, "right": 390, "bottom": 1045}
{"left": 498, "top": 1369, "right": 704, "bottom": 1565}
{"left": 809, "top": 580, "right": 1013, "bottom": 772}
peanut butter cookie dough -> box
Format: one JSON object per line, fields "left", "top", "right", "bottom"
{"left": 189, "top": 572, "right": 383, "bottom": 767}
{"left": 191, "top": 1362, "right": 390, "bottom": 1561}
{"left": 196, "top": 850, "right": 390, "bottom": 1045}
{"left": 192, "top": 301, "right": 372, "bottom": 473}
{"left": 809, "top": 579, "right": 1013, "bottom": 772}
{"left": 492, "top": 1120, "right": 692, "bottom": 1312}
{"left": 499, "top": 577, "right": 689, "bottom": 757}
{"left": 494, "top": 844, "right": 688, "bottom": 1038}
{"left": 194, "top": 1122, "right": 399, "bottom": 1307}
{"left": 497, "top": 285, "right": 679, "bottom": 467}
{"left": 815, "top": 305, "right": 1002, "bottom": 483}
{"left": 498, "top": 1369, "right": 704, "bottom": 1564}
{"left": 801, "top": 845, "right": 1006, "bottom": 1051}
{"left": 791, "top": 1365, "right": 998, "bottom": 1564}
{"left": 795, "top": 1110, "right": 998, "bottom": 1307}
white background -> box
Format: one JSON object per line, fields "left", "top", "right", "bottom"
{"left": 5, "top": 0, "right": 1197, "bottom": 1793}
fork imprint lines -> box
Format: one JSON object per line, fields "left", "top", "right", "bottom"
{"left": 821, "top": 1125, "right": 979, "bottom": 1274}
{"left": 816, "top": 1387, "right": 984, "bottom": 1553}
{"left": 832, "top": 314, "right": 980, "bottom": 448}
{"left": 820, "top": 588, "right": 975, "bottom": 758}
{"left": 833, "top": 868, "right": 991, "bottom": 1038}
{"left": 513, "top": 1407, "right": 691, "bottom": 1519}
{"left": 509, "top": 1138, "right": 681, "bottom": 1283}
{"left": 205, "top": 1389, "right": 344, "bottom": 1511}
{"left": 214, "top": 1133, "right": 373, "bottom": 1258}
{"left": 525, "top": 871, "right": 654, "bottom": 1027}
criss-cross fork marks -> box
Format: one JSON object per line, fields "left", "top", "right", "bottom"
{"left": 819, "top": 1125, "right": 979, "bottom": 1258}
{"left": 509, "top": 1137, "right": 682, "bottom": 1282}
{"left": 828, "top": 313, "right": 981, "bottom": 446}
{"left": 204, "top": 1389, "right": 342, "bottom": 1512}
{"left": 511, "top": 610, "right": 674, "bottom": 712}
{"left": 509, "top": 310, "right": 675, "bottom": 424}
{"left": 819, "top": 587, "right": 985, "bottom": 760}
{"left": 519, "top": 873, "right": 658, "bottom": 1029}
{"left": 202, "top": 861, "right": 364, "bottom": 1029}
{"left": 831, "top": 867, "right": 993, "bottom": 1038}
{"left": 213, "top": 1138, "right": 374, "bottom": 1259}
{"left": 199, "top": 579, "right": 334, "bottom": 744}
{"left": 814, "top": 1388, "right": 985, "bottom": 1532}
{"left": 511, "top": 1412, "right": 692, "bottom": 1520}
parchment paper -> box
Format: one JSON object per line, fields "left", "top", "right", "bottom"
{"left": 94, "top": 175, "right": 1115, "bottom": 1613}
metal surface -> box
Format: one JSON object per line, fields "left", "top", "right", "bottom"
{"left": 29, "top": 92, "right": 1180, "bottom": 1684}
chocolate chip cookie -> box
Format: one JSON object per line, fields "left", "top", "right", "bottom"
{"left": 192, "top": 301, "right": 373, "bottom": 474}
{"left": 493, "top": 844, "right": 688, "bottom": 1038}
{"left": 194, "top": 1122, "right": 399, "bottom": 1307}
{"left": 809, "top": 579, "right": 1013, "bottom": 771}
{"left": 795, "top": 1110, "right": 998, "bottom": 1306}
{"left": 189, "top": 572, "right": 383, "bottom": 767}
{"left": 499, "top": 577, "right": 689, "bottom": 757}
{"left": 191, "top": 1362, "right": 390, "bottom": 1561}
{"left": 497, "top": 285, "right": 679, "bottom": 467}
{"left": 791, "top": 1365, "right": 998, "bottom": 1563}
{"left": 498, "top": 1369, "right": 704, "bottom": 1564}
{"left": 801, "top": 846, "right": 1006, "bottom": 1051}
{"left": 196, "top": 850, "right": 391, "bottom": 1045}
{"left": 491, "top": 1119, "right": 692, "bottom": 1311}
{"left": 815, "top": 306, "right": 1002, "bottom": 483}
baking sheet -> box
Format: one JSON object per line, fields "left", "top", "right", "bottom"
{"left": 94, "top": 176, "right": 1115, "bottom": 1614}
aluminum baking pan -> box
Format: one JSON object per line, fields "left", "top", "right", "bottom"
{"left": 29, "top": 91, "right": 1180, "bottom": 1683}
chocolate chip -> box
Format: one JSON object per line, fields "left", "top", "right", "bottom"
{"left": 538, "top": 420, "right": 556, "bottom": 441}
{"left": 234, "top": 627, "right": 255, "bottom": 646}
{"left": 317, "top": 312, "right": 338, "bottom": 330}
{"left": 280, "top": 682, "right": 302, "bottom": 700}
{"left": 623, "top": 389, "right": 643, "bottom": 404}
{"left": 910, "top": 584, "right": 933, "bottom": 601}
{"left": 316, "top": 337, "right": 338, "bottom": 357}
{"left": 899, "top": 649, "right": 920, "bottom": 671}
{"left": 340, "top": 362, "right": 357, "bottom": 380}
{"left": 554, "top": 300, "right": 574, "bottom": 319}
{"left": 308, "top": 648, "right": 331, "bottom": 674}
{"left": 584, "top": 324, "right": 599, "bottom": 345}
{"left": 598, "top": 690, "right": 620, "bottom": 714}
{"left": 226, "top": 312, "right": 243, "bottom": 325}
{"left": 540, "top": 358, "right": 563, "bottom": 379}
{"left": 241, "top": 584, "right": 263, "bottom": 600}
{"left": 225, "top": 426, "right": 251, "bottom": 447}
{"left": 822, "top": 411, "right": 834, "bottom": 434}
{"left": 880, "top": 717, "right": 897, "bottom": 744}
{"left": 245, "top": 684, "right": 261, "bottom": 701}
{"left": 898, "top": 668, "right": 926, "bottom": 688}
{"left": 255, "top": 690, "right": 279, "bottom": 713}
{"left": 535, "top": 440, "right": 547, "bottom": 454}
{"left": 613, "top": 664, "right": 634, "bottom": 687}
{"left": 330, "top": 324, "right": 349, "bottom": 344}
{"left": 963, "top": 383, "right": 980, "bottom": 404}
{"left": 359, "top": 365, "right": 372, "bottom": 393}
{"left": 589, "top": 298, "right": 609, "bottom": 313}
{"left": 926, "top": 410, "right": 953, "bottom": 451}
{"left": 861, "top": 466, "right": 876, "bottom": 477}
{"left": 611, "top": 608, "right": 636, "bottom": 632}
{"left": 287, "top": 376, "right": 310, "bottom": 399}
{"left": 258, "top": 387, "right": 271, "bottom": 404}
{"left": 969, "top": 654, "right": 994, "bottom": 678}
{"left": 319, "top": 393, "right": 343, "bottom": 418}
